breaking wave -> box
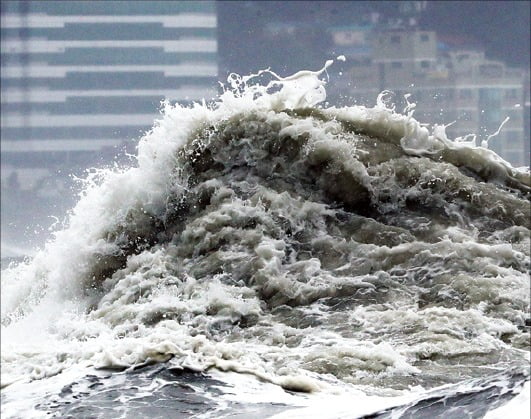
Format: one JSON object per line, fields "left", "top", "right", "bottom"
{"left": 1, "top": 60, "right": 529, "bottom": 416}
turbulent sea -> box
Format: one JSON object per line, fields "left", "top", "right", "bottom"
{"left": 1, "top": 61, "right": 530, "bottom": 418}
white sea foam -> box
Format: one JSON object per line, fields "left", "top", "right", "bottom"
{"left": 1, "top": 59, "right": 529, "bottom": 417}
{"left": 484, "top": 381, "right": 530, "bottom": 419}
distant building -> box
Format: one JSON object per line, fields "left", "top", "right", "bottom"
{"left": 328, "top": 25, "right": 375, "bottom": 105}
{"left": 330, "top": 26, "right": 528, "bottom": 167}
{"left": 1, "top": 1, "right": 218, "bottom": 190}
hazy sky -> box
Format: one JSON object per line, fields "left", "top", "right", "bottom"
{"left": 218, "top": 1, "right": 530, "bottom": 75}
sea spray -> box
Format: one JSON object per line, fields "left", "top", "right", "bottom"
{"left": 1, "top": 60, "right": 529, "bottom": 417}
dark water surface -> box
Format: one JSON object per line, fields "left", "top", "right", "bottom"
{"left": 40, "top": 365, "right": 293, "bottom": 418}
{"left": 33, "top": 364, "right": 528, "bottom": 418}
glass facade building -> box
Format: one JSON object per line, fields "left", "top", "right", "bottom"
{"left": 1, "top": 1, "right": 218, "bottom": 189}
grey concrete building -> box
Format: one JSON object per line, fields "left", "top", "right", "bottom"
{"left": 329, "top": 25, "right": 528, "bottom": 167}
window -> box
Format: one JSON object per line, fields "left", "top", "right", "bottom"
{"left": 506, "top": 151, "right": 523, "bottom": 165}
{"left": 504, "top": 135, "right": 524, "bottom": 150}
{"left": 479, "top": 88, "right": 502, "bottom": 104}
{"left": 391, "top": 35, "right": 401, "bottom": 44}
{"left": 420, "top": 34, "right": 430, "bottom": 42}
{"left": 505, "top": 89, "right": 518, "bottom": 99}
{"left": 479, "top": 64, "right": 503, "bottom": 77}
{"left": 461, "top": 111, "right": 472, "bottom": 120}
{"left": 445, "top": 110, "right": 458, "bottom": 120}
{"left": 507, "top": 109, "right": 522, "bottom": 121}
{"left": 391, "top": 61, "right": 403, "bottom": 69}
{"left": 420, "top": 60, "right": 430, "bottom": 69}
{"left": 460, "top": 89, "right": 472, "bottom": 99}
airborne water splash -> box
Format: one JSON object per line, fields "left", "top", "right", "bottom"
{"left": 1, "top": 60, "right": 530, "bottom": 417}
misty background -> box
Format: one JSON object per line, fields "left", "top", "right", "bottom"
{"left": 218, "top": 1, "right": 530, "bottom": 74}
{"left": 1, "top": 0, "right": 530, "bottom": 259}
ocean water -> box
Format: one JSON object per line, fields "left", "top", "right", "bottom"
{"left": 1, "top": 60, "right": 529, "bottom": 418}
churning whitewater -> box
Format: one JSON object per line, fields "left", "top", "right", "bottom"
{"left": 1, "top": 60, "right": 530, "bottom": 417}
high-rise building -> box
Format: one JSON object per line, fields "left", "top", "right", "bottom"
{"left": 1, "top": 1, "right": 218, "bottom": 190}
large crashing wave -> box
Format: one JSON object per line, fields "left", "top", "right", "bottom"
{"left": 1, "top": 61, "right": 529, "bottom": 397}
